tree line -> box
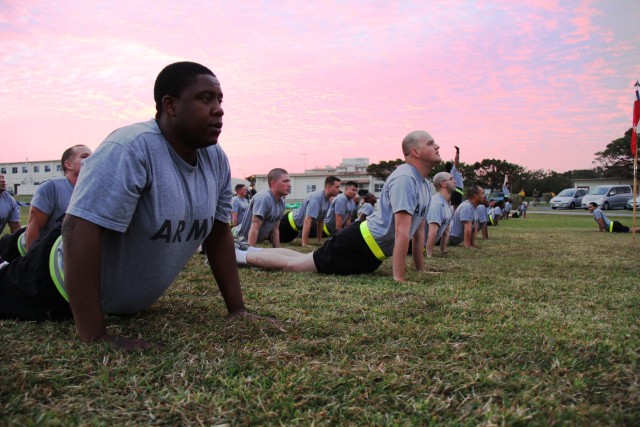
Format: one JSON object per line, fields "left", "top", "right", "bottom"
{"left": 366, "top": 128, "right": 635, "bottom": 195}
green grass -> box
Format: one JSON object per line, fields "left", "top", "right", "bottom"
{"left": 2, "top": 213, "right": 640, "bottom": 425}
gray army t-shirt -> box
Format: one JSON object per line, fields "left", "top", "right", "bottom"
{"left": 67, "top": 119, "right": 232, "bottom": 314}
{"left": 426, "top": 193, "right": 452, "bottom": 242}
{"left": 324, "top": 193, "right": 357, "bottom": 232}
{"left": 237, "top": 189, "right": 285, "bottom": 243}
{"left": 291, "top": 189, "right": 330, "bottom": 228}
{"left": 475, "top": 204, "right": 488, "bottom": 224}
{"left": 449, "top": 200, "right": 476, "bottom": 245}
{"left": 231, "top": 195, "right": 250, "bottom": 225}
{"left": 365, "top": 163, "right": 431, "bottom": 257}
{"left": 359, "top": 202, "right": 374, "bottom": 218}
{"left": 0, "top": 191, "right": 20, "bottom": 234}
{"left": 30, "top": 176, "right": 74, "bottom": 240}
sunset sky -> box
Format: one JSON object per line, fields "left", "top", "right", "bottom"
{"left": 1, "top": 0, "right": 639, "bottom": 178}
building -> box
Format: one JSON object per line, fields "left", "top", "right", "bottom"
{"left": 1, "top": 158, "right": 252, "bottom": 197}
{"left": 0, "top": 160, "right": 64, "bottom": 195}
{"left": 254, "top": 158, "right": 386, "bottom": 201}
{"left": 571, "top": 177, "right": 636, "bottom": 192}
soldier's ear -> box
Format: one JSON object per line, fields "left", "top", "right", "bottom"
{"left": 162, "top": 95, "right": 177, "bottom": 117}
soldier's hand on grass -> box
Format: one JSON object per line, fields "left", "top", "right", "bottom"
{"left": 227, "top": 309, "right": 286, "bottom": 332}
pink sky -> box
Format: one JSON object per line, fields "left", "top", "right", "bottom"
{"left": 1, "top": 0, "right": 639, "bottom": 177}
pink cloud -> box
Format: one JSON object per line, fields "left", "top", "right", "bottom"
{"left": 0, "top": 0, "right": 638, "bottom": 178}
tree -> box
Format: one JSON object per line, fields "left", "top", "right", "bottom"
{"left": 431, "top": 161, "right": 475, "bottom": 182}
{"left": 564, "top": 169, "right": 599, "bottom": 180}
{"left": 593, "top": 128, "right": 634, "bottom": 178}
{"left": 471, "top": 159, "right": 527, "bottom": 192}
{"left": 367, "top": 159, "right": 404, "bottom": 181}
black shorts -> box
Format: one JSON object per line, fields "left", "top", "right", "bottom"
{"left": 0, "top": 224, "right": 71, "bottom": 321}
{"left": 312, "top": 222, "right": 382, "bottom": 275}
{"left": 611, "top": 221, "right": 630, "bottom": 233}
{"left": 279, "top": 212, "right": 300, "bottom": 243}
{"left": 308, "top": 219, "right": 331, "bottom": 238}
{"left": 0, "top": 226, "right": 26, "bottom": 262}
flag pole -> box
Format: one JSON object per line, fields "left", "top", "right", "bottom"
{"left": 633, "top": 81, "right": 640, "bottom": 239}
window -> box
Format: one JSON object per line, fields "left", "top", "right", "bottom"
{"left": 33, "top": 165, "right": 39, "bottom": 173}
{"left": 0, "top": 167, "right": 5, "bottom": 174}
{"left": 12, "top": 167, "right": 17, "bottom": 174}
{"left": 306, "top": 185, "right": 316, "bottom": 193}
{"left": 56, "top": 165, "right": 62, "bottom": 172}
{"left": 374, "top": 183, "right": 384, "bottom": 193}
{"left": 45, "top": 165, "right": 51, "bottom": 172}
{"left": 22, "top": 166, "right": 28, "bottom": 173}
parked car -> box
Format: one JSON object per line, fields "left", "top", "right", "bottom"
{"left": 487, "top": 191, "right": 505, "bottom": 202}
{"left": 581, "top": 185, "right": 633, "bottom": 210}
{"left": 626, "top": 196, "right": 640, "bottom": 210}
{"left": 550, "top": 188, "right": 588, "bottom": 209}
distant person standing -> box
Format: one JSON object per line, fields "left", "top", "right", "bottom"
{"left": 24, "top": 145, "right": 93, "bottom": 251}
{"left": 588, "top": 202, "right": 640, "bottom": 233}
{"left": 0, "top": 174, "right": 21, "bottom": 236}
{"left": 231, "top": 184, "right": 250, "bottom": 227}
{"left": 532, "top": 188, "right": 540, "bottom": 206}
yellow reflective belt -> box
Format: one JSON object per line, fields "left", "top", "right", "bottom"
{"left": 609, "top": 222, "right": 614, "bottom": 233}
{"left": 288, "top": 211, "right": 300, "bottom": 232}
{"left": 360, "top": 221, "right": 386, "bottom": 261}
{"left": 489, "top": 215, "right": 495, "bottom": 226}
{"left": 323, "top": 224, "right": 330, "bottom": 236}
{"left": 455, "top": 188, "right": 464, "bottom": 196}
{"left": 49, "top": 235, "right": 69, "bottom": 302}
{"left": 17, "top": 232, "right": 26, "bottom": 256}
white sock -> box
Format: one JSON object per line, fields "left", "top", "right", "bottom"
{"left": 247, "top": 246, "right": 263, "bottom": 253}
{"left": 235, "top": 249, "right": 248, "bottom": 265}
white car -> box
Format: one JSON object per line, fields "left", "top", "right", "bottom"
{"left": 550, "top": 188, "right": 588, "bottom": 209}
{"left": 626, "top": 196, "right": 640, "bottom": 210}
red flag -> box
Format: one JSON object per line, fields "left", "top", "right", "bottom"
{"left": 633, "top": 100, "right": 640, "bottom": 154}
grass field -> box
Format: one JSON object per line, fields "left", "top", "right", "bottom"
{"left": 1, "top": 210, "right": 639, "bottom": 425}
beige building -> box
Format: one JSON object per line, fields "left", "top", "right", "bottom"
{"left": 571, "top": 178, "right": 636, "bottom": 192}
{"left": 254, "top": 158, "right": 385, "bottom": 201}
{"left": 0, "top": 160, "right": 64, "bottom": 195}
